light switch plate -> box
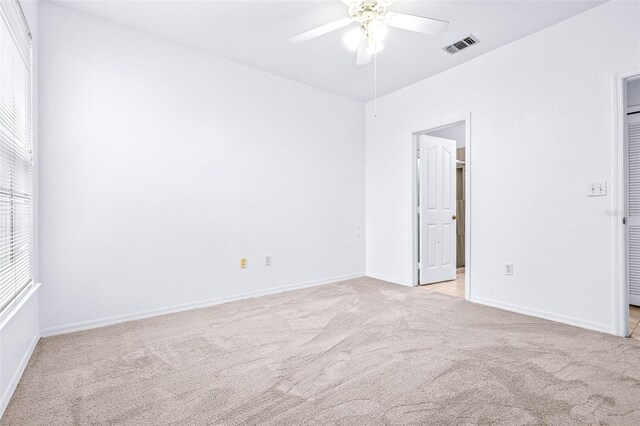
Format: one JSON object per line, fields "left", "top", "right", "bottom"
{"left": 588, "top": 182, "right": 607, "bottom": 197}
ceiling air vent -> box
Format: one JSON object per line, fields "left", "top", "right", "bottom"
{"left": 443, "top": 35, "right": 480, "bottom": 55}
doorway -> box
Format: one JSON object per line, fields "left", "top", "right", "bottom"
{"left": 414, "top": 117, "right": 470, "bottom": 299}
{"left": 626, "top": 77, "right": 640, "bottom": 339}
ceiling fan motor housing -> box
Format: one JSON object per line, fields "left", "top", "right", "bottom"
{"left": 349, "top": 0, "right": 388, "bottom": 25}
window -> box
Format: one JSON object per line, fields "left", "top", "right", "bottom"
{"left": 0, "top": 0, "right": 33, "bottom": 316}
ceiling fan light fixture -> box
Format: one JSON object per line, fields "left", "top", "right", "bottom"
{"left": 367, "top": 20, "right": 388, "bottom": 42}
{"left": 366, "top": 39, "right": 384, "bottom": 55}
{"left": 290, "top": 0, "right": 449, "bottom": 66}
{"left": 342, "top": 27, "right": 363, "bottom": 51}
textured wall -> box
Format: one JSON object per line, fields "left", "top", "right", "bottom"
{"left": 365, "top": 1, "right": 640, "bottom": 333}
{"left": 38, "top": 3, "right": 365, "bottom": 333}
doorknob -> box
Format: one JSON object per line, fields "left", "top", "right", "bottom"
{"left": 452, "top": 215, "right": 458, "bottom": 220}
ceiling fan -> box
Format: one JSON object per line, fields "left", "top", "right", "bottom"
{"left": 290, "top": 0, "right": 449, "bottom": 66}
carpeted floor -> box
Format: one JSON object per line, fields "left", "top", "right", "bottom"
{"left": 3, "top": 277, "right": 640, "bottom": 425}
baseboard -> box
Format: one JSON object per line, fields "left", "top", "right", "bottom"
{"left": 365, "top": 272, "right": 414, "bottom": 287}
{"left": 0, "top": 332, "right": 39, "bottom": 418}
{"left": 471, "top": 296, "right": 616, "bottom": 335}
{"left": 40, "top": 272, "right": 365, "bottom": 337}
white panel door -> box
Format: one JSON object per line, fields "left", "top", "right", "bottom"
{"left": 628, "top": 113, "right": 640, "bottom": 306}
{"left": 419, "top": 135, "right": 457, "bottom": 285}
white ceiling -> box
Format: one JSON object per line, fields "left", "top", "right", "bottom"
{"left": 49, "top": 0, "right": 605, "bottom": 101}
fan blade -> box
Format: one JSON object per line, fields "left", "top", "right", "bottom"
{"left": 290, "top": 17, "right": 352, "bottom": 43}
{"left": 356, "top": 38, "right": 371, "bottom": 66}
{"left": 383, "top": 12, "right": 449, "bottom": 35}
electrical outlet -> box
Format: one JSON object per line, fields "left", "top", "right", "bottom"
{"left": 240, "top": 258, "right": 247, "bottom": 269}
{"left": 588, "top": 182, "right": 607, "bottom": 197}
{"left": 505, "top": 264, "right": 513, "bottom": 276}
{"left": 265, "top": 255, "right": 271, "bottom": 266}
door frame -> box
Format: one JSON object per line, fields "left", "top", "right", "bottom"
{"left": 411, "top": 113, "right": 471, "bottom": 300}
{"left": 613, "top": 71, "right": 640, "bottom": 337}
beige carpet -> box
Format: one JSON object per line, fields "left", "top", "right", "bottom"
{"left": 3, "top": 277, "right": 640, "bottom": 425}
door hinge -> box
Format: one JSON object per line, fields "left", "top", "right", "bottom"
{"left": 623, "top": 217, "right": 627, "bottom": 225}
{"left": 417, "top": 148, "right": 420, "bottom": 159}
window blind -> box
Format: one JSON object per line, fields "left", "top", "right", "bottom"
{"left": 0, "top": 0, "right": 32, "bottom": 316}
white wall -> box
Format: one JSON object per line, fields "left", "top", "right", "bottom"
{"left": 0, "top": 0, "right": 40, "bottom": 417}
{"left": 38, "top": 3, "right": 365, "bottom": 334}
{"left": 365, "top": 1, "right": 640, "bottom": 333}
{"left": 0, "top": 286, "right": 39, "bottom": 417}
